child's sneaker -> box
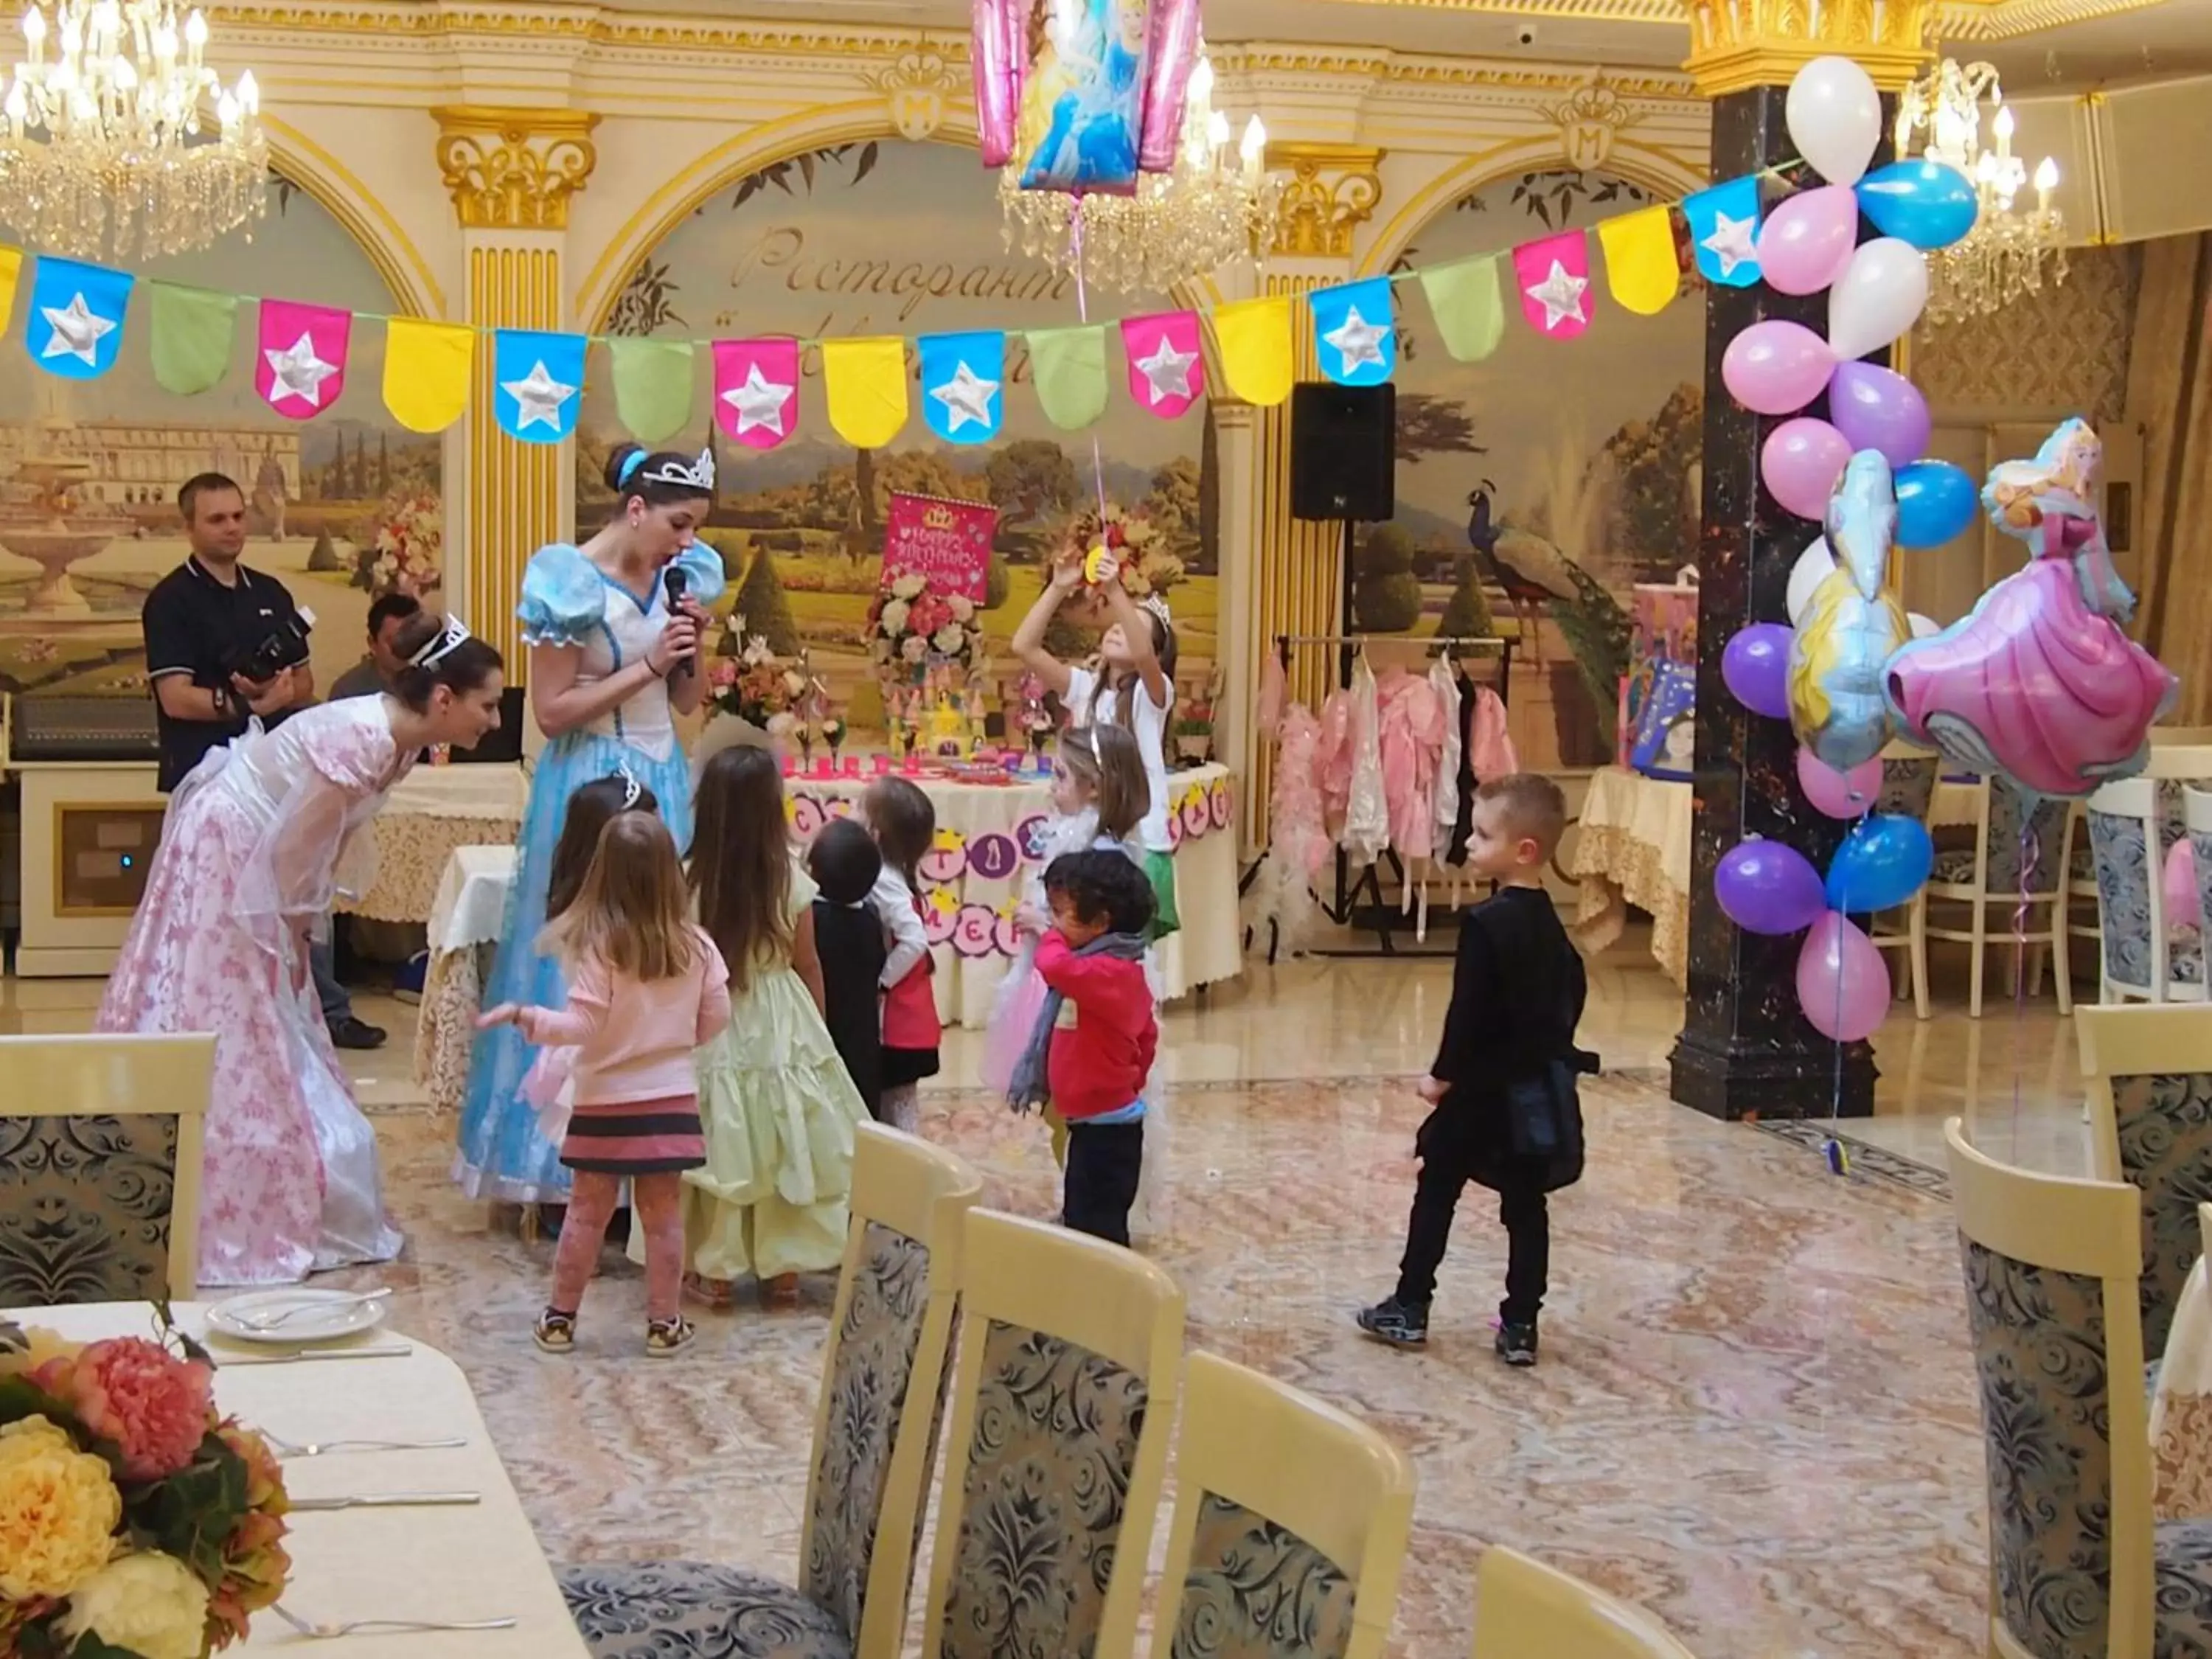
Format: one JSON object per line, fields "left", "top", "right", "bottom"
{"left": 1496, "top": 1322, "right": 1540, "bottom": 1368}
{"left": 1354, "top": 1298, "right": 1429, "bottom": 1349}
{"left": 645, "top": 1315, "right": 696, "bottom": 1358}
{"left": 533, "top": 1308, "right": 576, "bottom": 1354}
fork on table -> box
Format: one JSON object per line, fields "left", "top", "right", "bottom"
{"left": 267, "top": 1435, "right": 468, "bottom": 1459}
{"left": 236, "top": 1290, "right": 392, "bottom": 1332}
{"left": 268, "top": 1605, "right": 518, "bottom": 1639}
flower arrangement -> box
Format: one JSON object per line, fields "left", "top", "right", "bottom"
{"left": 1076, "top": 503, "right": 1185, "bottom": 599}
{"left": 354, "top": 491, "right": 442, "bottom": 597}
{"left": 0, "top": 1315, "right": 289, "bottom": 1659}
{"left": 705, "top": 627, "right": 808, "bottom": 731}
{"left": 865, "top": 574, "right": 983, "bottom": 678}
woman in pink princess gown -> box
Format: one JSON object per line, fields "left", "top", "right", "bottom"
{"left": 99, "top": 615, "right": 507, "bottom": 1287}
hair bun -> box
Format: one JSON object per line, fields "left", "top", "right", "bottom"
{"left": 602, "top": 442, "right": 646, "bottom": 493}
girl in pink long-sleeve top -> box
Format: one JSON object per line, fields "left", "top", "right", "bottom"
{"left": 478, "top": 812, "right": 730, "bottom": 1358}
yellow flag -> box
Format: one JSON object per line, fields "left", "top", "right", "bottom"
{"left": 1209, "top": 296, "right": 1295, "bottom": 407}
{"left": 0, "top": 246, "right": 21, "bottom": 333}
{"left": 1597, "top": 206, "right": 1680, "bottom": 318}
{"left": 383, "top": 318, "right": 476, "bottom": 434}
{"left": 823, "top": 336, "right": 910, "bottom": 448}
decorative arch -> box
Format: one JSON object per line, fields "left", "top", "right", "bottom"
{"left": 260, "top": 112, "right": 444, "bottom": 319}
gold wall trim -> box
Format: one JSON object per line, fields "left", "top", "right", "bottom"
{"left": 1683, "top": 0, "right": 1936, "bottom": 94}
{"left": 1267, "top": 145, "right": 1387, "bottom": 260}
{"left": 467, "top": 244, "right": 562, "bottom": 674}
{"left": 434, "top": 105, "right": 601, "bottom": 230}
{"left": 262, "top": 111, "right": 444, "bottom": 317}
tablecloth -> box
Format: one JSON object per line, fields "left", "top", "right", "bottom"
{"left": 4, "top": 1301, "right": 585, "bottom": 1657}
{"left": 2153, "top": 1260, "right": 2212, "bottom": 1518}
{"left": 342, "top": 763, "right": 528, "bottom": 926}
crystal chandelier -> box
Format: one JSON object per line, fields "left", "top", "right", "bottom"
{"left": 998, "top": 52, "right": 1279, "bottom": 294}
{"left": 0, "top": 0, "right": 268, "bottom": 261}
{"left": 1894, "top": 59, "right": 2065, "bottom": 324}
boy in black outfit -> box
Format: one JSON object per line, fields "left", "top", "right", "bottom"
{"left": 807, "top": 818, "right": 889, "bottom": 1120}
{"left": 1357, "top": 773, "right": 1593, "bottom": 1367}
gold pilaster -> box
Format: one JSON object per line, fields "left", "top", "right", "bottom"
{"left": 1682, "top": 0, "right": 1938, "bottom": 96}
{"left": 1265, "top": 144, "right": 1385, "bottom": 260}
{"left": 433, "top": 105, "right": 600, "bottom": 231}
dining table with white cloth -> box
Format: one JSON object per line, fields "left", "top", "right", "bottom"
{"left": 338, "top": 762, "right": 529, "bottom": 927}
{"left": 3, "top": 1300, "right": 585, "bottom": 1656}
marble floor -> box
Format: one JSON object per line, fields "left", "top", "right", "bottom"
{"left": 1, "top": 929, "right": 2087, "bottom": 1656}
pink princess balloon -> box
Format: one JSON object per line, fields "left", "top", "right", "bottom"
{"left": 1756, "top": 184, "right": 1860, "bottom": 296}
{"left": 1722, "top": 320, "right": 1837, "bottom": 416}
{"left": 1761, "top": 418, "right": 1853, "bottom": 521}
{"left": 1797, "top": 911, "right": 1891, "bottom": 1042}
{"left": 1798, "top": 746, "right": 1885, "bottom": 818}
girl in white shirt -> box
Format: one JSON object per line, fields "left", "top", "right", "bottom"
{"left": 862, "top": 776, "right": 940, "bottom": 1135}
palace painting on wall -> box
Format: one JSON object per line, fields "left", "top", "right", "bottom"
{"left": 0, "top": 173, "right": 444, "bottom": 701}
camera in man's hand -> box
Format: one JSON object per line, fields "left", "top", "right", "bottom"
{"left": 222, "top": 607, "right": 316, "bottom": 686}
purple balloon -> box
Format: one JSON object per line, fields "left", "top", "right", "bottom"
{"left": 1716, "top": 837, "right": 1829, "bottom": 936}
{"left": 1796, "top": 911, "right": 1892, "bottom": 1040}
{"left": 1829, "top": 361, "right": 1933, "bottom": 467}
{"left": 1722, "top": 320, "right": 1836, "bottom": 416}
{"left": 1757, "top": 184, "right": 1860, "bottom": 296}
{"left": 1722, "top": 622, "right": 1794, "bottom": 720}
{"left": 1762, "top": 418, "right": 1854, "bottom": 521}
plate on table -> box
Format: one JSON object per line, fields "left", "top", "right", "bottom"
{"left": 206, "top": 1289, "right": 390, "bottom": 1346}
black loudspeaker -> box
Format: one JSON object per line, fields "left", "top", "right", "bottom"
{"left": 1290, "top": 381, "right": 1397, "bottom": 522}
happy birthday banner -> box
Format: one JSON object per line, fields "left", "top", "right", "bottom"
{"left": 0, "top": 154, "right": 1933, "bottom": 451}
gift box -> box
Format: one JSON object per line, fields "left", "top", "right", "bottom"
{"left": 1618, "top": 570, "right": 1700, "bottom": 767}
{"left": 1628, "top": 660, "right": 1697, "bottom": 780}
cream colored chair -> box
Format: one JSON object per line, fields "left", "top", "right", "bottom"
{"left": 561, "top": 1126, "right": 984, "bottom": 1659}
{"left": 1944, "top": 1116, "right": 2212, "bottom": 1659}
{"left": 921, "top": 1210, "right": 1184, "bottom": 1659}
{"left": 0, "top": 1032, "right": 212, "bottom": 1304}
{"left": 1150, "top": 1352, "right": 1415, "bottom": 1659}
{"left": 1471, "top": 1547, "right": 1697, "bottom": 1659}
{"left": 2084, "top": 777, "right": 2205, "bottom": 1006}
{"left": 1924, "top": 776, "right": 2075, "bottom": 1018}
{"left": 1865, "top": 740, "right": 1942, "bottom": 1020}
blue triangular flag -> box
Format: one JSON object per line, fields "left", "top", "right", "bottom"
{"left": 919, "top": 330, "right": 1005, "bottom": 446}
{"left": 1310, "top": 277, "right": 1397, "bottom": 386}
{"left": 493, "top": 328, "right": 587, "bottom": 444}
{"left": 27, "top": 256, "right": 133, "bottom": 380}
{"left": 1684, "top": 175, "right": 1763, "bottom": 288}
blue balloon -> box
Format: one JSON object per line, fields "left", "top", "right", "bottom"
{"left": 1856, "top": 160, "right": 1980, "bottom": 251}
{"left": 1896, "top": 461, "right": 1979, "bottom": 548}
{"left": 1825, "top": 813, "right": 1935, "bottom": 914}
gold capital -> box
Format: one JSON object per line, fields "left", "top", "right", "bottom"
{"left": 433, "top": 105, "right": 601, "bottom": 231}
{"left": 1682, "top": 0, "right": 1935, "bottom": 97}
{"left": 1265, "top": 143, "right": 1385, "bottom": 261}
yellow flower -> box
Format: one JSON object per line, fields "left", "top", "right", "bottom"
{"left": 0, "top": 1326, "right": 81, "bottom": 1380}
{"left": 58, "top": 1550, "right": 211, "bottom": 1659}
{"left": 0, "top": 1415, "right": 120, "bottom": 1600}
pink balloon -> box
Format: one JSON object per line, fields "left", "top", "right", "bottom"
{"left": 1757, "top": 184, "right": 1860, "bottom": 296}
{"left": 970, "top": 0, "right": 1020, "bottom": 168}
{"left": 1797, "top": 912, "right": 1891, "bottom": 1041}
{"left": 2166, "top": 838, "right": 2202, "bottom": 931}
{"left": 1798, "top": 746, "right": 1884, "bottom": 818}
{"left": 1761, "top": 419, "right": 1854, "bottom": 521}
{"left": 1722, "top": 321, "right": 1837, "bottom": 416}
{"left": 1138, "top": 0, "right": 1202, "bottom": 172}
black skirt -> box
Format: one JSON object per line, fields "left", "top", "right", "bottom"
{"left": 881, "top": 1046, "right": 940, "bottom": 1088}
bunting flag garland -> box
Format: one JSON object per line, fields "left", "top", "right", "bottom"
{"left": 1513, "top": 232, "right": 1592, "bottom": 340}
{"left": 1026, "top": 324, "right": 1107, "bottom": 430}
{"left": 148, "top": 283, "right": 237, "bottom": 395}
{"left": 822, "top": 335, "right": 908, "bottom": 449}
{"left": 27, "top": 256, "right": 132, "bottom": 380}
{"left": 1686, "top": 175, "right": 1764, "bottom": 287}
{"left": 712, "top": 338, "right": 799, "bottom": 450}
{"left": 1310, "top": 277, "right": 1396, "bottom": 386}
{"left": 1121, "top": 311, "right": 1204, "bottom": 418}
{"left": 256, "top": 299, "right": 350, "bottom": 418}
{"left": 493, "top": 328, "right": 586, "bottom": 443}
{"left": 1418, "top": 254, "right": 1506, "bottom": 364}
{"left": 608, "top": 336, "right": 697, "bottom": 445}
{"left": 383, "top": 319, "right": 475, "bottom": 434}
{"left": 920, "top": 330, "right": 1006, "bottom": 445}
{"left": 1210, "top": 295, "right": 1294, "bottom": 407}
{"left": 0, "top": 246, "right": 21, "bottom": 333}
{"left": 1597, "top": 207, "right": 1683, "bottom": 317}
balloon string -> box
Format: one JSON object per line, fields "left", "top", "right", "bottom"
{"left": 1068, "top": 212, "right": 1112, "bottom": 527}
{"left": 2009, "top": 813, "right": 2039, "bottom": 1153}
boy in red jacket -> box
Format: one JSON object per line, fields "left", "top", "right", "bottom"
{"left": 1033, "top": 849, "right": 1158, "bottom": 1245}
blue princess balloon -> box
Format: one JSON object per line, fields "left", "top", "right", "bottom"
{"left": 1015, "top": 0, "right": 1147, "bottom": 193}
{"left": 1789, "top": 450, "right": 1910, "bottom": 772}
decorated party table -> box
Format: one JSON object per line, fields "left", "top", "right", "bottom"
{"left": 339, "top": 762, "right": 528, "bottom": 928}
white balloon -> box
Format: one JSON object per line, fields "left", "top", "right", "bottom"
{"left": 1909, "top": 612, "right": 1940, "bottom": 639}
{"left": 1787, "top": 538, "right": 1837, "bottom": 625}
{"left": 1786, "top": 55, "right": 1882, "bottom": 187}
{"left": 1827, "top": 237, "right": 1930, "bottom": 361}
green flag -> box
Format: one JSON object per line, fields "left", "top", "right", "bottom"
{"left": 1026, "top": 324, "right": 1107, "bottom": 431}
{"left": 150, "top": 282, "right": 237, "bottom": 395}
{"left": 608, "top": 337, "right": 697, "bottom": 445}
{"left": 1418, "top": 256, "right": 1505, "bottom": 364}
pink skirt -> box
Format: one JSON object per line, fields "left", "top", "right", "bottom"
{"left": 560, "top": 1093, "right": 705, "bottom": 1175}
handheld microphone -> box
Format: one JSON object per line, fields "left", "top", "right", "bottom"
{"left": 662, "top": 566, "right": 695, "bottom": 678}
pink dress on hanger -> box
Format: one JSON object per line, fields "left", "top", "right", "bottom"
{"left": 1318, "top": 687, "right": 1354, "bottom": 840}
{"left": 1467, "top": 685, "right": 1520, "bottom": 783}
{"left": 1375, "top": 667, "right": 1446, "bottom": 862}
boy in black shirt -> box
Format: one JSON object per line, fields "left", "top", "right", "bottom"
{"left": 807, "top": 818, "right": 889, "bottom": 1120}
{"left": 1357, "top": 773, "right": 1593, "bottom": 1367}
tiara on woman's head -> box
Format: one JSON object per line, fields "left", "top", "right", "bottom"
{"left": 616, "top": 762, "right": 642, "bottom": 810}
{"left": 408, "top": 615, "right": 473, "bottom": 669}
{"left": 639, "top": 448, "right": 716, "bottom": 493}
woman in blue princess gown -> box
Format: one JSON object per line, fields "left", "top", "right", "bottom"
{"left": 454, "top": 442, "right": 725, "bottom": 1204}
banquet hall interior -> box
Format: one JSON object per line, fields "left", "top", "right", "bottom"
{"left": 4, "top": 0, "right": 2212, "bottom": 1652}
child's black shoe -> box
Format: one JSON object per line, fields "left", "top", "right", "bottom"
{"left": 1354, "top": 1298, "right": 1429, "bottom": 1349}
{"left": 1495, "top": 1321, "right": 1539, "bottom": 1368}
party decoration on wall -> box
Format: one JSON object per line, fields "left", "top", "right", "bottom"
{"left": 608, "top": 336, "right": 698, "bottom": 445}
{"left": 1797, "top": 745, "right": 1882, "bottom": 819}
{"left": 1596, "top": 206, "right": 1680, "bottom": 316}
{"left": 1829, "top": 361, "right": 1931, "bottom": 468}
{"left": 27, "top": 254, "right": 131, "bottom": 379}
{"left": 1824, "top": 813, "right": 1934, "bottom": 913}
{"left": 1893, "top": 459, "right": 1978, "bottom": 547}
{"left": 712, "top": 337, "right": 800, "bottom": 450}
{"left": 1723, "top": 320, "right": 1834, "bottom": 416}
{"left": 1028, "top": 324, "right": 1110, "bottom": 429}
{"left": 1826, "top": 237, "right": 1930, "bottom": 360}
{"left": 1121, "top": 310, "right": 1205, "bottom": 417}
{"left": 1788, "top": 450, "right": 1909, "bottom": 772}
{"left": 385, "top": 318, "right": 476, "bottom": 434}
{"left": 822, "top": 335, "right": 910, "bottom": 449}
{"left": 1311, "top": 277, "right": 1397, "bottom": 386}
{"left": 920, "top": 330, "right": 1007, "bottom": 444}
{"left": 1855, "top": 159, "right": 1980, "bottom": 251}
{"left": 256, "top": 298, "right": 349, "bottom": 417}
{"left": 1514, "top": 232, "right": 1591, "bottom": 338}
{"left": 1798, "top": 912, "right": 1891, "bottom": 1041}
{"left": 881, "top": 492, "right": 998, "bottom": 605}
{"left": 1419, "top": 254, "right": 1507, "bottom": 362}
{"left": 494, "top": 329, "right": 585, "bottom": 443}
{"left": 149, "top": 282, "right": 238, "bottom": 396}
{"left": 1721, "top": 622, "right": 1794, "bottom": 720}
{"left": 1762, "top": 418, "right": 1851, "bottom": 520}
{"left": 1785, "top": 55, "right": 1882, "bottom": 187}
{"left": 1685, "top": 175, "right": 1764, "bottom": 286}
{"left": 1756, "top": 184, "right": 1859, "bottom": 296}
{"left": 1211, "top": 294, "right": 1294, "bottom": 406}
{"left": 1715, "top": 837, "right": 1829, "bottom": 936}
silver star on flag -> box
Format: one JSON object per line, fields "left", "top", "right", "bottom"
{"left": 930, "top": 361, "right": 1000, "bottom": 433}
{"left": 720, "top": 363, "right": 793, "bottom": 437}
{"left": 264, "top": 331, "right": 341, "bottom": 408}
{"left": 1523, "top": 260, "right": 1590, "bottom": 332}
{"left": 502, "top": 359, "right": 578, "bottom": 431}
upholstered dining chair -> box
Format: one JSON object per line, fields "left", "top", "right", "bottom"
{"left": 2087, "top": 777, "right": 2205, "bottom": 1006}
{"left": 1865, "top": 740, "right": 1942, "bottom": 1020}
{"left": 919, "top": 1210, "right": 1184, "bottom": 1659}
{"left": 1147, "top": 1351, "right": 1415, "bottom": 1659}
{"left": 1470, "top": 1547, "right": 1697, "bottom": 1658}
{"left": 0, "top": 1032, "right": 213, "bottom": 1304}
{"left": 1924, "top": 776, "right": 2074, "bottom": 1019}
{"left": 560, "top": 1125, "right": 983, "bottom": 1659}
{"left": 1944, "top": 1116, "right": 2212, "bottom": 1659}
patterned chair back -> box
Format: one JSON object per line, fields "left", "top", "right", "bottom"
{"left": 921, "top": 1210, "right": 1184, "bottom": 1659}
{"left": 1472, "top": 1547, "right": 1698, "bottom": 1659}
{"left": 2186, "top": 787, "right": 2212, "bottom": 953}
{"left": 2089, "top": 776, "right": 2206, "bottom": 1001}
{"left": 0, "top": 1034, "right": 213, "bottom": 1305}
{"left": 1946, "top": 1117, "right": 2156, "bottom": 1659}
{"left": 1155, "top": 1352, "right": 1415, "bottom": 1659}
{"left": 1874, "top": 747, "right": 1940, "bottom": 824}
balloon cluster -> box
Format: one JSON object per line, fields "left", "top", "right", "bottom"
{"left": 973, "top": 0, "right": 1203, "bottom": 193}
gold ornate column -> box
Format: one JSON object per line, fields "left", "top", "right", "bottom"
{"left": 432, "top": 106, "right": 599, "bottom": 674}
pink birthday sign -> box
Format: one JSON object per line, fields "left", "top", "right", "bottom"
{"left": 882, "top": 493, "right": 997, "bottom": 603}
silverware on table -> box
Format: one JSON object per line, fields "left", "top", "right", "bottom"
{"left": 270, "top": 1604, "right": 518, "bottom": 1638}
{"left": 289, "top": 1492, "right": 482, "bottom": 1511}
{"left": 236, "top": 1289, "right": 391, "bottom": 1331}
{"left": 269, "top": 1435, "right": 468, "bottom": 1459}
{"left": 214, "top": 1345, "right": 413, "bottom": 1366}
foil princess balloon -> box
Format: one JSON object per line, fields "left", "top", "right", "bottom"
{"left": 1015, "top": 0, "right": 1151, "bottom": 193}
{"left": 972, "top": 0, "right": 1023, "bottom": 168}
{"left": 1884, "top": 420, "right": 2178, "bottom": 798}
{"left": 1789, "top": 450, "right": 1910, "bottom": 772}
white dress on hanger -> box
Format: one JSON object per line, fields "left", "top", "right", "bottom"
{"left": 1341, "top": 653, "right": 1391, "bottom": 869}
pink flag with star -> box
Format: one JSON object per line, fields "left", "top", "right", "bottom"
{"left": 712, "top": 338, "right": 800, "bottom": 451}
{"left": 1121, "top": 311, "right": 1205, "bottom": 419}
{"left": 1511, "top": 231, "right": 1593, "bottom": 341}
{"left": 254, "top": 299, "right": 351, "bottom": 419}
